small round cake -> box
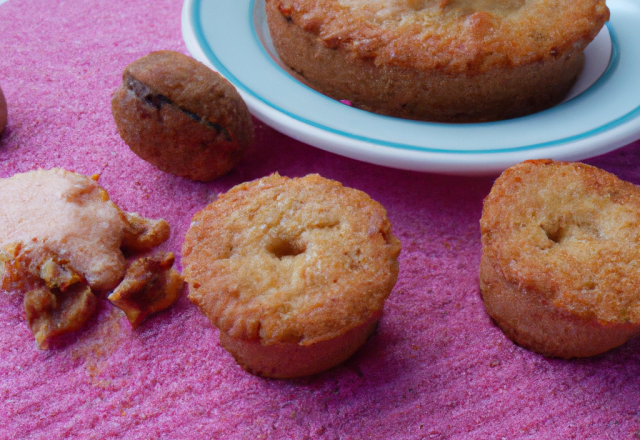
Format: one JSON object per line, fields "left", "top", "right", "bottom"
{"left": 266, "top": 0, "right": 609, "bottom": 122}
{"left": 480, "top": 160, "right": 640, "bottom": 358}
{"left": 111, "top": 51, "right": 254, "bottom": 181}
{"left": 183, "top": 173, "right": 401, "bottom": 378}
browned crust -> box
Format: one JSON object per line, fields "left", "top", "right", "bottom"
{"left": 183, "top": 173, "right": 401, "bottom": 347}
{"left": 269, "top": 0, "right": 609, "bottom": 74}
{"left": 480, "top": 253, "right": 640, "bottom": 358}
{"left": 266, "top": 0, "right": 588, "bottom": 122}
{"left": 480, "top": 160, "right": 640, "bottom": 358}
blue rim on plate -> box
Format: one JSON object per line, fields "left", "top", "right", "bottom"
{"left": 183, "top": 0, "right": 640, "bottom": 174}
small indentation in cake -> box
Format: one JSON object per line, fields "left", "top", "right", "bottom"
{"left": 542, "top": 224, "right": 564, "bottom": 244}
{"left": 406, "top": 0, "right": 429, "bottom": 10}
{"left": 219, "top": 245, "right": 234, "bottom": 260}
{"left": 267, "top": 239, "right": 307, "bottom": 259}
{"left": 347, "top": 250, "right": 363, "bottom": 270}
{"left": 540, "top": 219, "right": 601, "bottom": 245}
{"left": 310, "top": 219, "right": 340, "bottom": 230}
{"left": 278, "top": 4, "right": 292, "bottom": 19}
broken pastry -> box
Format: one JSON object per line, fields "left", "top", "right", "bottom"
{"left": 0, "top": 168, "right": 183, "bottom": 348}
{"left": 1, "top": 243, "right": 97, "bottom": 348}
{"left": 108, "top": 252, "right": 184, "bottom": 329}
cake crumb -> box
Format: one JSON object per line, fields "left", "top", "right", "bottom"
{"left": 108, "top": 252, "right": 184, "bottom": 328}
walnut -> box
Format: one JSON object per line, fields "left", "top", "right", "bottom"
{"left": 1, "top": 243, "right": 97, "bottom": 349}
{"left": 108, "top": 252, "right": 184, "bottom": 328}
{"left": 121, "top": 212, "right": 171, "bottom": 253}
{"left": 25, "top": 284, "right": 97, "bottom": 349}
{"left": 111, "top": 51, "right": 254, "bottom": 181}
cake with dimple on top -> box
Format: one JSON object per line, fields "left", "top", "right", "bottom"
{"left": 480, "top": 160, "right": 640, "bottom": 359}
{"left": 266, "top": 0, "right": 609, "bottom": 122}
{"left": 183, "top": 173, "right": 401, "bottom": 378}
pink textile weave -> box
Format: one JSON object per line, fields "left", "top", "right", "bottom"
{"left": 1, "top": 0, "right": 639, "bottom": 438}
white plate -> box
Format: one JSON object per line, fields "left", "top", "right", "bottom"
{"left": 182, "top": 0, "right": 640, "bottom": 175}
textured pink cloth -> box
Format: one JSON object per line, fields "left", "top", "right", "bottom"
{"left": 1, "top": 0, "right": 640, "bottom": 438}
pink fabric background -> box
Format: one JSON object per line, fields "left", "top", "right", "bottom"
{"left": 1, "top": 0, "right": 639, "bottom": 438}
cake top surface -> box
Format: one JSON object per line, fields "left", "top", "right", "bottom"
{"left": 183, "top": 173, "right": 401, "bottom": 345}
{"left": 481, "top": 160, "right": 640, "bottom": 324}
{"left": 274, "top": 0, "right": 609, "bottom": 72}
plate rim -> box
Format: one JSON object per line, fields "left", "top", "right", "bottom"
{"left": 182, "top": 0, "right": 640, "bottom": 174}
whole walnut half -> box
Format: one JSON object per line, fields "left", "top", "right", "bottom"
{"left": 111, "top": 51, "right": 254, "bottom": 182}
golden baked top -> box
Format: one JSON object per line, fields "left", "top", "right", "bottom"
{"left": 270, "top": 0, "right": 609, "bottom": 73}
{"left": 481, "top": 160, "right": 640, "bottom": 325}
{"left": 183, "top": 173, "right": 401, "bottom": 346}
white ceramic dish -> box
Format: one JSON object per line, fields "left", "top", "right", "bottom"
{"left": 182, "top": 0, "right": 640, "bottom": 175}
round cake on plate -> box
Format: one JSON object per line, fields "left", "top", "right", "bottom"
{"left": 265, "top": 0, "right": 609, "bottom": 122}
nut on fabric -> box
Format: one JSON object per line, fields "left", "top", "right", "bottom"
{"left": 111, "top": 51, "right": 254, "bottom": 181}
{"left": 108, "top": 252, "right": 184, "bottom": 329}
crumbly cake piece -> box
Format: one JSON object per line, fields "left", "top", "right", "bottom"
{"left": 480, "top": 160, "right": 640, "bottom": 358}
{"left": 183, "top": 173, "right": 401, "bottom": 377}
{"left": 0, "top": 169, "right": 182, "bottom": 347}
{"left": 108, "top": 252, "right": 184, "bottom": 329}
{"left": 266, "top": 0, "right": 609, "bottom": 122}
{"left": 0, "top": 169, "right": 140, "bottom": 292}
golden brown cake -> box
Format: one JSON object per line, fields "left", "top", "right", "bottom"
{"left": 111, "top": 51, "right": 254, "bottom": 181}
{"left": 480, "top": 160, "right": 640, "bottom": 358}
{"left": 183, "top": 173, "right": 401, "bottom": 378}
{"left": 266, "top": 0, "right": 609, "bottom": 122}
